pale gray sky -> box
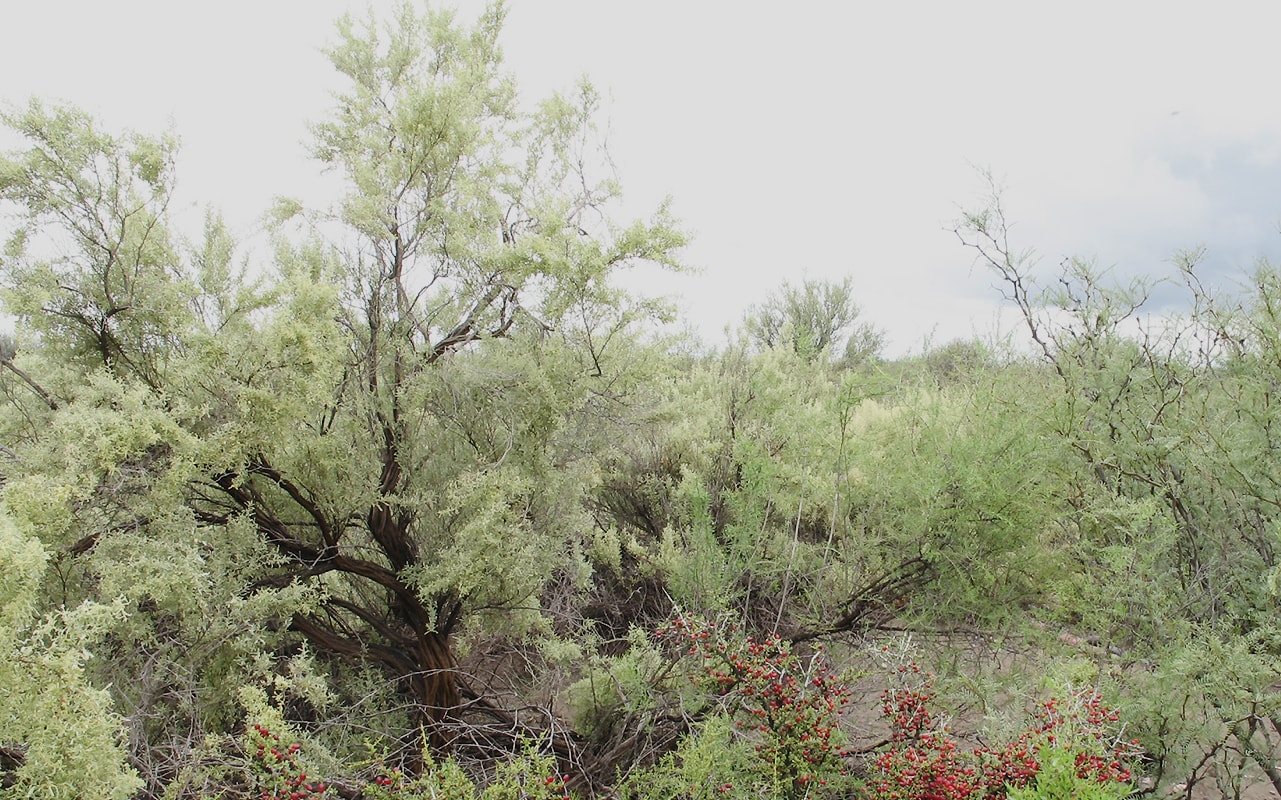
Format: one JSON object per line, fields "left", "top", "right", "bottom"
{"left": 4, "top": 1, "right": 1281, "bottom": 355}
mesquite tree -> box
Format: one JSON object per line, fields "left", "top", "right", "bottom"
{"left": 954, "top": 178, "right": 1281, "bottom": 797}
{"left": 0, "top": 0, "right": 683, "bottom": 781}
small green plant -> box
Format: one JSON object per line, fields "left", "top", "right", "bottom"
{"left": 1004, "top": 746, "right": 1132, "bottom": 800}
{"left": 245, "top": 724, "right": 330, "bottom": 800}
{"left": 618, "top": 715, "right": 761, "bottom": 800}
{"left": 356, "top": 741, "right": 570, "bottom": 800}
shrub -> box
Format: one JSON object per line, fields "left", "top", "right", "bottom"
{"left": 245, "top": 723, "right": 330, "bottom": 800}
{"left": 243, "top": 725, "right": 570, "bottom": 800}
{"left": 1004, "top": 746, "right": 1133, "bottom": 800}
{"left": 655, "top": 613, "right": 852, "bottom": 798}
{"left": 868, "top": 660, "right": 1140, "bottom": 799}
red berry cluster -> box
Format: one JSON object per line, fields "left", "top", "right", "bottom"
{"left": 361, "top": 767, "right": 406, "bottom": 799}
{"left": 247, "top": 724, "right": 329, "bottom": 800}
{"left": 882, "top": 662, "right": 937, "bottom": 741}
{"left": 873, "top": 663, "right": 984, "bottom": 799}
{"left": 540, "top": 771, "right": 572, "bottom": 800}
{"left": 1018, "top": 693, "right": 1139, "bottom": 785}
{"left": 870, "top": 664, "right": 1141, "bottom": 799}
{"left": 657, "top": 614, "right": 852, "bottom": 797}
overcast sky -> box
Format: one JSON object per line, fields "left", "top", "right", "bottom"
{"left": 4, "top": 1, "right": 1281, "bottom": 355}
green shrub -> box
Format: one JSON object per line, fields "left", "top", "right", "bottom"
{"left": 1005, "top": 746, "right": 1132, "bottom": 800}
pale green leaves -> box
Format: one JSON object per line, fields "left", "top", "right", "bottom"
{"left": 268, "top": 196, "right": 305, "bottom": 226}
{"left": 0, "top": 3, "right": 689, "bottom": 782}
{"left": 0, "top": 515, "right": 142, "bottom": 800}
{"left": 0, "top": 513, "right": 46, "bottom": 634}
{"left": 309, "top": 1, "right": 684, "bottom": 359}
{"left": 315, "top": 1, "right": 513, "bottom": 250}
{"left": 0, "top": 100, "right": 188, "bottom": 387}
{"left": 744, "top": 277, "right": 884, "bottom": 364}
{"left": 188, "top": 211, "right": 269, "bottom": 335}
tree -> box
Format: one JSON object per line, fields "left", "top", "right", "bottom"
{"left": 743, "top": 277, "right": 884, "bottom": 365}
{"left": 954, "top": 177, "right": 1281, "bottom": 797}
{"left": 0, "top": 0, "right": 684, "bottom": 778}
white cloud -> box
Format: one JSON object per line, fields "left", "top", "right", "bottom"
{"left": 3, "top": 1, "right": 1280, "bottom": 356}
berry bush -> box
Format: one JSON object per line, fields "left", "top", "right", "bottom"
{"left": 651, "top": 618, "right": 1141, "bottom": 800}
{"left": 246, "top": 724, "right": 330, "bottom": 800}
{"left": 870, "top": 661, "right": 1141, "bottom": 799}
{"left": 656, "top": 614, "right": 852, "bottom": 798}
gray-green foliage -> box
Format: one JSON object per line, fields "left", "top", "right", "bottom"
{"left": 0, "top": 514, "right": 142, "bottom": 800}
{"left": 743, "top": 277, "right": 884, "bottom": 365}
{"left": 22, "top": 7, "right": 1281, "bottom": 797}
{"left": 957, "top": 182, "right": 1281, "bottom": 796}
{"left": 0, "top": 100, "right": 187, "bottom": 389}
{"left": 618, "top": 716, "right": 764, "bottom": 800}
{"left": 599, "top": 333, "right": 1057, "bottom": 640}
{"left": 0, "top": 0, "right": 685, "bottom": 791}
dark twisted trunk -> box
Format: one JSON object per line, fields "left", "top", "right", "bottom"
{"left": 208, "top": 457, "right": 465, "bottom": 763}
{"left": 290, "top": 610, "right": 459, "bottom": 752}
{"left": 293, "top": 568, "right": 463, "bottom": 754}
{"left": 411, "top": 629, "right": 460, "bottom": 740}
{"left": 204, "top": 256, "right": 515, "bottom": 764}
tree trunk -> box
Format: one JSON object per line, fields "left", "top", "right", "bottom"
{"left": 411, "top": 630, "right": 460, "bottom": 750}
{"left": 291, "top": 611, "right": 461, "bottom": 771}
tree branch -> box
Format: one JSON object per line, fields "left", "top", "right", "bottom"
{"left": 0, "top": 355, "right": 58, "bottom": 410}
{"left": 247, "top": 455, "right": 338, "bottom": 547}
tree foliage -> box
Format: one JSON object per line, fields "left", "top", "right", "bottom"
{"left": 0, "top": 513, "right": 142, "bottom": 799}
{"left": 7, "top": 8, "right": 1281, "bottom": 800}
{"left": 956, "top": 175, "right": 1281, "bottom": 797}
{"left": 0, "top": 0, "right": 685, "bottom": 790}
{"left": 743, "top": 277, "right": 884, "bottom": 365}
